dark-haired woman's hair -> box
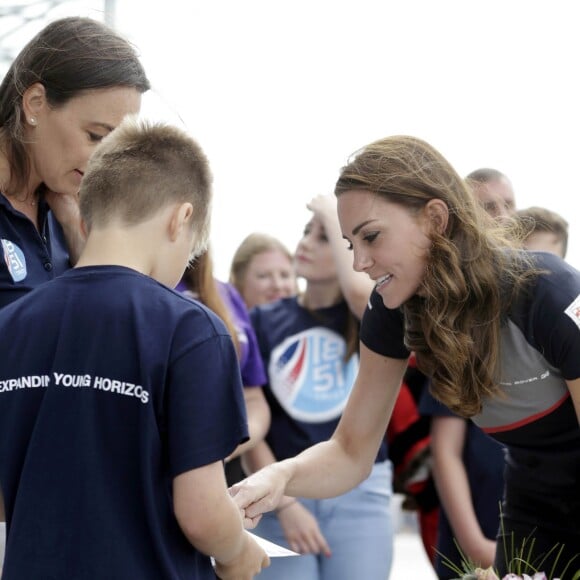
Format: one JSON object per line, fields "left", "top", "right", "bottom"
{"left": 0, "top": 16, "right": 150, "bottom": 196}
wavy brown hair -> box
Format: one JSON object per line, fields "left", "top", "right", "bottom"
{"left": 335, "top": 135, "right": 538, "bottom": 417}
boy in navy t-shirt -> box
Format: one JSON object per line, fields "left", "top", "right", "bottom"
{"left": 0, "top": 118, "right": 269, "bottom": 579}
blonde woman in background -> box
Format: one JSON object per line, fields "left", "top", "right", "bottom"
{"left": 230, "top": 232, "right": 297, "bottom": 310}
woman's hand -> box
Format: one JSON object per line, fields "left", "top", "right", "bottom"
{"left": 230, "top": 462, "right": 291, "bottom": 528}
{"left": 276, "top": 500, "right": 331, "bottom": 556}
{"left": 45, "top": 188, "right": 81, "bottom": 229}
{"left": 306, "top": 194, "right": 337, "bottom": 225}
{"left": 44, "top": 189, "right": 86, "bottom": 263}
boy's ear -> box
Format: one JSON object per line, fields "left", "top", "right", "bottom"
{"left": 80, "top": 217, "right": 89, "bottom": 240}
{"left": 22, "top": 83, "right": 48, "bottom": 122}
{"left": 424, "top": 199, "right": 449, "bottom": 234}
{"left": 168, "top": 202, "right": 194, "bottom": 242}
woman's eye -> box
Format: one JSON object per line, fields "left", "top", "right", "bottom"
{"left": 345, "top": 240, "right": 354, "bottom": 251}
{"left": 88, "top": 132, "right": 104, "bottom": 143}
{"left": 363, "top": 232, "right": 378, "bottom": 244}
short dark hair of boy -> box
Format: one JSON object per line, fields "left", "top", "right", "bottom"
{"left": 516, "top": 206, "right": 569, "bottom": 257}
{"left": 80, "top": 118, "right": 212, "bottom": 257}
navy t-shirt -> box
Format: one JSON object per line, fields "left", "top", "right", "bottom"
{"left": 361, "top": 252, "right": 580, "bottom": 500}
{"left": 0, "top": 266, "right": 248, "bottom": 579}
{"left": 0, "top": 193, "right": 70, "bottom": 309}
{"left": 250, "top": 296, "right": 388, "bottom": 462}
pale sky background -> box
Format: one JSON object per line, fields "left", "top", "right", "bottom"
{"left": 3, "top": 0, "right": 579, "bottom": 279}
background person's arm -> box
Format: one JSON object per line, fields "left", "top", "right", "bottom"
{"left": 431, "top": 416, "right": 496, "bottom": 567}
{"left": 307, "top": 194, "right": 374, "bottom": 319}
{"left": 226, "top": 387, "right": 270, "bottom": 461}
{"left": 173, "top": 461, "right": 269, "bottom": 579}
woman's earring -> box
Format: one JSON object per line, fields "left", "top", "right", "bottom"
{"left": 28, "top": 117, "right": 37, "bottom": 126}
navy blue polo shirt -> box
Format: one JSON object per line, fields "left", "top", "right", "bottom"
{"left": 0, "top": 192, "right": 70, "bottom": 309}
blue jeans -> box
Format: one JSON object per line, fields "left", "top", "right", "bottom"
{"left": 253, "top": 461, "right": 394, "bottom": 580}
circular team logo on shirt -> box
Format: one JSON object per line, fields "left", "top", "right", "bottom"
{"left": 2, "top": 239, "right": 27, "bottom": 282}
{"left": 268, "top": 328, "right": 358, "bottom": 423}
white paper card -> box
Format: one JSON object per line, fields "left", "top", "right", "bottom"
{"left": 249, "top": 531, "right": 299, "bottom": 557}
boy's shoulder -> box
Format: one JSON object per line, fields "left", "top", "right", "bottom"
{"left": 0, "top": 266, "right": 230, "bottom": 340}
{"left": 166, "top": 284, "right": 234, "bottom": 340}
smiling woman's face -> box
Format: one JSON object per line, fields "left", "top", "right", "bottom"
{"left": 240, "top": 249, "right": 296, "bottom": 309}
{"left": 338, "top": 189, "right": 432, "bottom": 309}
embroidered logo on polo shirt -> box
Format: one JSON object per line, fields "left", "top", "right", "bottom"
{"left": 1, "top": 239, "right": 27, "bottom": 282}
{"left": 564, "top": 293, "right": 580, "bottom": 331}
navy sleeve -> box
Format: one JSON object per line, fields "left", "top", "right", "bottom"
{"left": 359, "top": 289, "right": 410, "bottom": 359}
{"left": 167, "top": 316, "right": 249, "bottom": 478}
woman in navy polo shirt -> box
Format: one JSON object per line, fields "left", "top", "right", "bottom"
{"left": 0, "top": 16, "right": 150, "bottom": 310}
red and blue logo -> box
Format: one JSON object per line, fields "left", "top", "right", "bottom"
{"left": 2, "top": 239, "right": 27, "bottom": 282}
{"left": 269, "top": 328, "right": 358, "bottom": 423}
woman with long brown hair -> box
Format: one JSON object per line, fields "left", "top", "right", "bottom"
{"left": 232, "top": 136, "right": 580, "bottom": 578}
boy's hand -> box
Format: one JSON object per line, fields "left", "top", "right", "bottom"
{"left": 214, "top": 531, "right": 270, "bottom": 579}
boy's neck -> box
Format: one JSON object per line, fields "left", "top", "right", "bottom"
{"left": 75, "top": 226, "right": 156, "bottom": 277}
